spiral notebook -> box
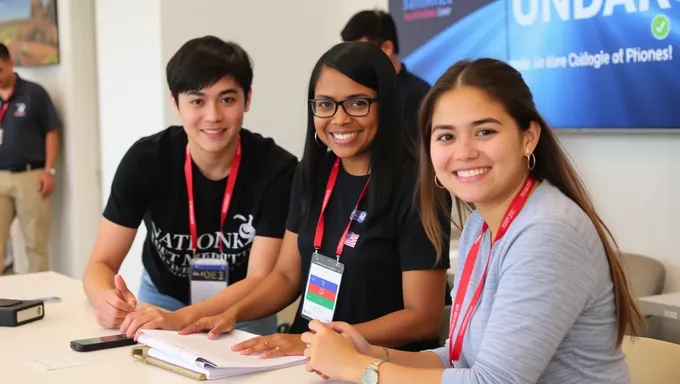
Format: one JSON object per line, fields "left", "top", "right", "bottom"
{"left": 134, "top": 329, "right": 306, "bottom": 380}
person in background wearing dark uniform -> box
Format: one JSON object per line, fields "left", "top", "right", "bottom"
{"left": 81, "top": 36, "right": 298, "bottom": 338}
{"left": 341, "top": 9, "right": 430, "bottom": 146}
{"left": 0, "top": 43, "right": 61, "bottom": 275}
{"left": 182, "top": 41, "right": 450, "bottom": 357}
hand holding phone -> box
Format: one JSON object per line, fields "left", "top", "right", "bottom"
{"left": 70, "top": 334, "right": 137, "bottom": 352}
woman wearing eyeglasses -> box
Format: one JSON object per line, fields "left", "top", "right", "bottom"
{"left": 181, "top": 41, "right": 451, "bottom": 357}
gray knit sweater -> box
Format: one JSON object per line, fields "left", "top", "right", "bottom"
{"left": 430, "top": 181, "right": 631, "bottom": 383}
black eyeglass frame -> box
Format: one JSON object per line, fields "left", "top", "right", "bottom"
{"left": 308, "top": 97, "right": 379, "bottom": 118}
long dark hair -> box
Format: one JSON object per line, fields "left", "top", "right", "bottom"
{"left": 417, "top": 58, "right": 644, "bottom": 346}
{"left": 299, "top": 41, "right": 411, "bottom": 227}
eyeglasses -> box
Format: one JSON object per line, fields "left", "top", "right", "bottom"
{"left": 309, "top": 97, "right": 379, "bottom": 118}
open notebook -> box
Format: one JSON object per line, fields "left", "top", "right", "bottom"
{"left": 135, "top": 329, "right": 307, "bottom": 380}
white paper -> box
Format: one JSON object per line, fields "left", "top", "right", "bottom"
{"left": 24, "top": 356, "right": 84, "bottom": 372}
{"left": 147, "top": 348, "right": 268, "bottom": 380}
{"left": 139, "top": 329, "right": 306, "bottom": 369}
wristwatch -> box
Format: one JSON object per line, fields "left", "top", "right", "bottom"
{"left": 360, "top": 358, "right": 386, "bottom": 384}
{"left": 46, "top": 167, "right": 56, "bottom": 175}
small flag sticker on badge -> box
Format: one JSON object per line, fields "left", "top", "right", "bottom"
{"left": 350, "top": 210, "right": 367, "bottom": 223}
{"left": 344, "top": 232, "right": 359, "bottom": 248}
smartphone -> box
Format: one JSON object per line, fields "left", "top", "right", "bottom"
{"left": 70, "top": 334, "right": 137, "bottom": 352}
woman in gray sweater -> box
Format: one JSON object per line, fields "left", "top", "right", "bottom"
{"left": 300, "top": 58, "right": 644, "bottom": 384}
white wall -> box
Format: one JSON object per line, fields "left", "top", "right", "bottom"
{"left": 159, "top": 0, "right": 359, "bottom": 157}
{"left": 95, "top": 0, "right": 164, "bottom": 294}
{"left": 15, "top": 0, "right": 101, "bottom": 279}
{"left": 558, "top": 133, "right": 680, "bottom": 291}
{"left": 90, "top": 0, "right": 680, "bottom": 294}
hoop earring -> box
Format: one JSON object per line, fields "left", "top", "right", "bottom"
{"left": 434, "top": 175, "right": 444, "bottom": 189}
{"left": 314, "top": 132, "right": 325, "bottom": 147}
{"left": 526, "top": 152, "right": 536, "bottom": 171}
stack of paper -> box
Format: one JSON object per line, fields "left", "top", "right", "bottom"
{"left": 136, "top": 329, "right": 307, "bottom": 380}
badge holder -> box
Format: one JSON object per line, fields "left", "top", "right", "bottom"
{"left": 189, "top": 256, "right": 229, "bottom": 305}
{"left": 301, "top": 251, "right": 344, "bottom": 323}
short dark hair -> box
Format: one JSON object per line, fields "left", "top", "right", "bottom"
{"left": 0, "top": 43, "right": 10, "bottom": 61}
{"left": 166, "top": 36, "right": 253, "bottom": 103}
{"left": 341, "top": 10, "right": 400, "bottom": 55}
{"left": 298, "top": 41, "right": 412, "bottom": 227}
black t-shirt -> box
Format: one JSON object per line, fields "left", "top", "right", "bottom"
{"left": 103, "top": 126, "right": 298, "bottom": 304}
{"left": 286, "top": 154, "right": 450, "bottom": 351}
{"left": 397, "top": 65, "right": 430, "bottom": 147}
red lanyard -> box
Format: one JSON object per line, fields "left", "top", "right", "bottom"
{"left": 313, "top": 158, "right": 370, "bottom": 260}
{"left": 0, "top": 83, "right": 15, "bottom": 126}
{"left": 448, "top": 177, "right": 535, "bottom": 364}
{"left": 185, "top": 137, "right": 242, "bottom": 256}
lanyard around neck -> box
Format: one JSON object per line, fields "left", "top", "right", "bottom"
{"left": 0, "top": 83, "right": 16, "bottom": 125}
{"left": 448, "top": 177, "right": 535, "bottom": 364}
{"left": 313, "top": 158, "right": 370, "bottom": 260}
{"left": 184, "top": 137, "right": 242, "bottom": 256}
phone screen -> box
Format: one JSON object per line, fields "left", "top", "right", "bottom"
{"left": 76, "top": 334, "right": 130, "bottom": 345}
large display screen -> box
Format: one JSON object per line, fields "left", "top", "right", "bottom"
{"left": 390, "top": 0, "right": 679, "bottom": 129}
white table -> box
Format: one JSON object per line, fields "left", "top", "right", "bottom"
{"left": 637, "top": 292, "right": 680, "bottom": 344}
{"left": 639, "top": 292, "right": 680, "bottom": 320}
{"left": 0, "top": 272, "right": 339, "bottom": 383}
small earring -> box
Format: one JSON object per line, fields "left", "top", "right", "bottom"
{"left": 434, "top": 175, "right": 444, "bottom": 189}
{"left": 314, "top": 132, "right": 325, "bottom": 147}
{"left": 526, "top": 152, "right": 536, "bottom": 171}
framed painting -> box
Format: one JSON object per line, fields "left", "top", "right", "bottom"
{"left": 0, "top": 0, "right": 59, "bottom": 67}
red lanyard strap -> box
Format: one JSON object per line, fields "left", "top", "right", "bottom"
{"left": 185, "top": 137, "right": 242, "bottom": 256}
{"left": 313, "top": 158, "right": 370, "bottom": 260}
{"left": 448, "top": 177, "right": 535, "bottom": 364}
{"left": 0, "top": 83, "right": 16, "bottom": 125}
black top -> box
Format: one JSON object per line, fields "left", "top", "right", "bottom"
{"left": 0, "top": 74, "right": 61, "bottom": 169}
{"left": 103, "top": 126, "right": 298, "bottom": 304}
{"left": 397, "top": 65, "right": 430, "bottom": 146}
{"left": 287, "top": 153, "right": 450, "bottom": 351}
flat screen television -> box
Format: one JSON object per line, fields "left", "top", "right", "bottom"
{"left": 389, "top": 0, "right": 679, "bottom": 130}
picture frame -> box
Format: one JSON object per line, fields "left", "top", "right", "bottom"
{"left": 0, "top": 0, "right": 60, "bottom": 67}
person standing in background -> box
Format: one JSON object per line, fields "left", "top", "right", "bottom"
{"left": 0, "top": 43, "right": 61, "bottom": 275}
{"left": 341, "top": 9, "right": 430, "bottom": 146}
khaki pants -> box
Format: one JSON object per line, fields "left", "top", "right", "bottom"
{"left": 0, "top": 169, "right": 52, "bottom": 275}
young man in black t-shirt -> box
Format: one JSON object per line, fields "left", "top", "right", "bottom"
{"left": 82, "top": 36, "right": 298, "bottom": 337}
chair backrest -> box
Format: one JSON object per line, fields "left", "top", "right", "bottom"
{"left": 623, "top": 336, "right": 680, "bottom": 383}
{"left": 621, "top": 252, "right": 665, "bottom": 298}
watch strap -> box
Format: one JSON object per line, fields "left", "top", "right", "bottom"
{"left": 369, "top": 359, "right": 386, "bottom": 371}
{"left": 362, "top": 358, "right": 386, "bottom": 384}
{"left": 381, "top": 346, "right": 390, "bottom": 362}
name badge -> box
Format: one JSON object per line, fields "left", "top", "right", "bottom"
{"left": 301, "top": 253, "right": 344, "bottom": 323}
{"left": 189, "top": 258, "right": 228, "bottom": 305}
